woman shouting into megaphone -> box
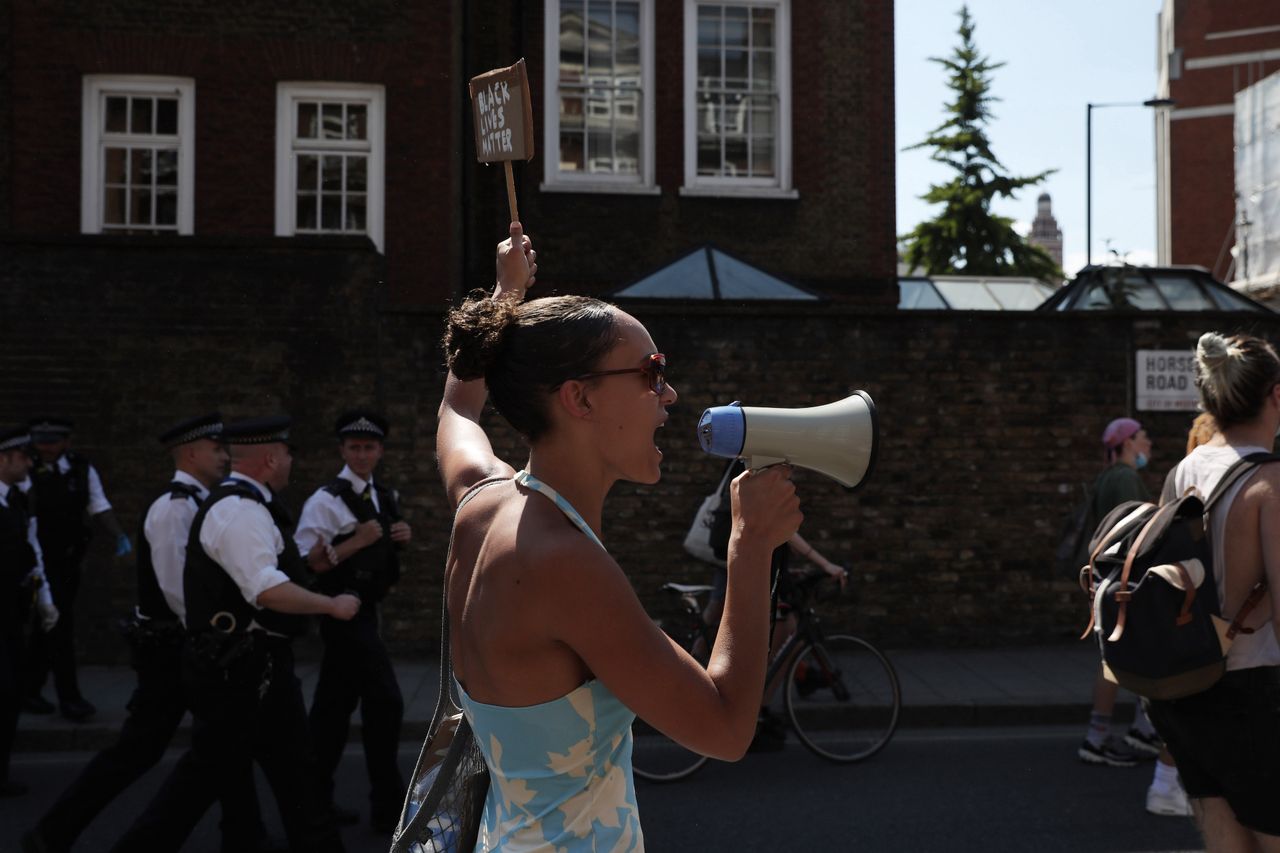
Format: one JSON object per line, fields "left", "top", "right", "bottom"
{"left": 430, "top": 222, "right": 803, "bottom": 852}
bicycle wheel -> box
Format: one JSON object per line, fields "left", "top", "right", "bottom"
{"left": 784, "top": 634, "right": 901, "bottom": 763}
{"left": 631, "top": 625, "right": 711, "bottom": 783}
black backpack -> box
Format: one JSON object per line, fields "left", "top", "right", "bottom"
{"left": 1081, "top": 452, "right": 1278, "bottom": 700}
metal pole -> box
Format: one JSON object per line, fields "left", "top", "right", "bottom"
{"left": 1086, "top": 103, "right": 1092, "bottom": 267}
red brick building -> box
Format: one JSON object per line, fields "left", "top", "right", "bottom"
{"left": 1155, "top": 0, "right": 1280, "bottom": 278}
{"left": 1, "top": 0, "right": 898, "bottom": 306}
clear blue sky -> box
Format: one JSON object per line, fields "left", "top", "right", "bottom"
{"left": 895, "top": 0, "right": 1165, "bottom": 276}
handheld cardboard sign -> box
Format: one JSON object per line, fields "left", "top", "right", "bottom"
{"left": 468, "top": 59, "right": 534, "bottom": 163}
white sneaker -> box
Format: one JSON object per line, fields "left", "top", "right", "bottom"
{"left": 1146, "top": 780, "right": 1193, "bottom": 817}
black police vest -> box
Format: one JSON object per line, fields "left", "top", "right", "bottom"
{"left": 32, "top": 453, "right": 93, "bottom": 564}
{"left": 316, "top": 478, "right": 401, "bottom": 602}
{"left": 0, "top": 487, "right": 37, "bottom": 598}
{"left": 184, "top": 479, "right": 311, "bottom": 637}
{"left": 135, "top": 481, "right": 203, "bottom": 623}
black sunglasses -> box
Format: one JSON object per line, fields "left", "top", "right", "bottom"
{"left": 571, "top": 352, "right": 667, "bottom": 395}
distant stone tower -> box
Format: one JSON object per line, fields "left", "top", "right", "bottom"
{"left": 1029, "top": 192, "right": 1064, "bottom": 276}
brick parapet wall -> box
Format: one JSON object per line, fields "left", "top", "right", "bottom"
{"left": 5, "top": 238, "right": 1277, "bottom": 662}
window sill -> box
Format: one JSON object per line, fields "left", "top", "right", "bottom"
{"left": 539, "top": 181, "right": 662, "bottom": 196}
{"left": 678, "top": 185, "right": 800, "bottom": 200}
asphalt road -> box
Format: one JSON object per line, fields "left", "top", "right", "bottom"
{"left": 2, "top": 726, "right": 1203, "bottom": 852}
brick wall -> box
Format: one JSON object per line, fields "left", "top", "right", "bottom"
{"left": 5, "top": 237, "right": 1278, "bottom": 662}
{"left": 1167, "top": 0, "right": 1280, "bottom": 273}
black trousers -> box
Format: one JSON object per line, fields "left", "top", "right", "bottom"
{"left": 111, "top": 635, "right": 343, "bottom": 853}
{"left": 24, "top": 557, "right": 84, "bottom": 704}
{"left": 39, "top": 641, "right": 265, "bottom": 852}
{"left": 0, "top": 597, "right": 28, "bottom": 782}
{"left": 309, "top": 604, "right": 405, "bottom": 822}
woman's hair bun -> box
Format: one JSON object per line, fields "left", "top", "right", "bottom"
{"left": 443, "top": 294, "right": 518, "bottom": 381}
{"left": 1196, "top": 331, "right": 1234, "bottom": 375}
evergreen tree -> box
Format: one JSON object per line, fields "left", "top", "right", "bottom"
{"left": 901, "top": 6, "right": 1061, "bottom": 280}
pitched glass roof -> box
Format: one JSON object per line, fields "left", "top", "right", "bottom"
{"left": 1037, "top": 265, "right": 1272, "bottom": 313}
{"left": 612, "top": 246, "right": 820, "bottom": 301}
{"left": 898, "top": 275, "right": 1055, "bottom": 310}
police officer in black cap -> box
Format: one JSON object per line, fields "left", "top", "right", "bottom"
{"left": 24, "top": 414, "right": 271, "bottom": 853}
{"left": 109, "top": 415, "right": 353, "bottom": 853}
{"left": 24, "top": 416, "right": 131, "bottom": 721}
{"left": 295, "top": 409, "right": 410, "bottom": 833}
{"left": 0, "top": 426, "right": 58, "bottom": 797}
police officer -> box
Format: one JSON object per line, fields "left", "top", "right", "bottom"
{"left": 295, "top": 409, "right": 410, "bottom": 832}
{"left": 24, "top": 417, "right": 131, "bottom": 721}
{"left": 0, "top": 426, "right": 58, "bottom": 796}
{"left": 24, "top": 413, "right": 270, "bottom": 853}
{"left": 109, "top": 415, "right": 354, "bottom": 853}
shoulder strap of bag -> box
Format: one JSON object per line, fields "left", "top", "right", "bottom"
{"left": 1202, "top": 452, "right": 1280, "bottom": 639}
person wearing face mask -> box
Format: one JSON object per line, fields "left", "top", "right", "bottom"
{"left": 1077, "top": 417, "right": 1163, "bottom": 767}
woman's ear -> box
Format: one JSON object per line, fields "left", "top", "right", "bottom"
{"left": 556, "top": 380, "right": 594, "bottom": 420}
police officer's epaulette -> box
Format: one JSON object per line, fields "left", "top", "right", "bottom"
{"left": 322, "top": 478, "right": 352, "bottom": 497}
{"left": 168, "top": 481, "right": 202, "bottom": 502}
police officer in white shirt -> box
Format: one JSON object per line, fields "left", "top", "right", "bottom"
{"left": 1, "top": 426, "right": 58, "bottom": 797}
{"left": 27, "top": 413, "right": 272, "bottom": 853}
{"left": 24, "top": 416, "right": 131, "bottom": 721}
{"left": 295, "top": 409, "right": 411, "bottom": 833}
{"left": 111, "top": 416, "right": 354, "bottom": 853}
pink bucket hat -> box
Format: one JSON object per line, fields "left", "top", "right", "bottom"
{"left": 1101, "top": 417, "right": 1142, "bottom": 448}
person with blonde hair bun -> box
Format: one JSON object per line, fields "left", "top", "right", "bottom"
{"left": 1144, "top": 331, "right": 1280, "bottom": 851}
{"left": 434, "top": 223, "right": 803, "bottom": 851}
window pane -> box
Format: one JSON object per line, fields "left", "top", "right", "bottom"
{"left": 346, "top": 193, "right": 366, "bottom": 230}
{"left": 321, "top": 104, "right": 344, "bottom": 139}
{"left": 559, "top": 2, "right": 585, "bottom": 81}
{"left": 751, "top": 7, "right": 775, "bottom": 47}
{"left": 723, "top": 7, "right": 748, "bottom": 47}
{"left": 752, "top": 50, "right": 774, "bottom": 91}
{"left": 724, "top": 50, "right": 748, "bottom": 89}
{"left": 346, "top": 155, "right": 367, "bottom": 192}
{"left": 697, "top": 93, "right": 720, "bottom": 133}
{"left": 751, "top": 137, "right": 775, "bottom": 177}
{"left": 697, "top": 12, "right": 721, "bottom": 47}
{"left": 750, "top": 97, "right": 775, "bottom": 135}
{"left": 156, "top": 98, "right": 178, "bottom": 135}
{"left": 321, "top": 155, "right": 343, "bottom": 191}
{"left": 697, "top": 136, "right": 721, "bottom": 175}
{"left": 297, "top": 103, "right": 317, "bottom": 139}
{"left": 587, "top": 129, "right": 612, "bottom": 173}
{"left": 616, "top": 4, "right": 640, "bottom": 71}
{"left": 296, "top": 193, "right": 317, "bottom": 230}
{"left": 698, "top": 47, "right": 721, "bottom": 84}
{"left": 587, "top": 2, "right": 613, "bottom": 73}
{"left": 155, "top": 189, "right": 177, "bottom": 225}
{"left": 131, "top": 97, "right": 153, "bottom": 134}
{"left": 105, "top": 97, "right": 128, "bottom": 133}
{"left": 155, "top": 149, "right": 178, "bottom": 186}
{"left": 131, "top": 148, "right": 153, "bottom": 186}
{"left": 723, "top": 94, "right": 746, "bottom": 133}
{"left": 616, "top": 129, "right": 639, "bottom": 174}
{"left": 725, "top": 136, "right": 748, "bottom": 176}
{"left": 297, "top": 155, "right": 319, "bottom": 191}
{"left": 347, "top": 104, "right": 367, "bottom": 140}
{"left": 104, "top": 187, "right": 126, "bottom": 224}
{"left": 559, "top": 131, "right": 584, "bottom": 171}
{"left": 130, "top": 188, "right": 153, "bottom": 225}
{"left": 104, "top": 147, "right": 127, "bottom": 183}
{"left": 560, "top": 94, "right": 585, "bottom": 130}
{"left": 321, "top": 194, "right": 341, "bottom": 229}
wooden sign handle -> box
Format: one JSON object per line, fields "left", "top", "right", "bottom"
{"left": 504, "top": 161, "right": 519, "bottom": 223}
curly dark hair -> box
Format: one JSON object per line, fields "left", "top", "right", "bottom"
{"left": 443, "top": 294, "right": 618, "bottom": 441}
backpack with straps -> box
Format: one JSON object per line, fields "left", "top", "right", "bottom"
{"left": 1080, "top": 452, "right": 1278, "bottom": 700}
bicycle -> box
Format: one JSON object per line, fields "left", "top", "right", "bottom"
{"left": 631, "top": 569, "right": 901, "bottom": 782}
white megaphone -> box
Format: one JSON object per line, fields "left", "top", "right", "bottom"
{"left": 697, "top": 392, "right": 878, "bottom": 491}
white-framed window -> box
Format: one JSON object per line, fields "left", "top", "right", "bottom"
{"left": 682, "top": 0, "right": 795, "bottom": 198}
{"left": 275, "top": 83, "right": 385, "bottom": 252}
{"left": 542, "top": 0, "right": 658, "bottom": 194}
{"left": 81, "top": 76, "right": 195, "bottom": 234}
